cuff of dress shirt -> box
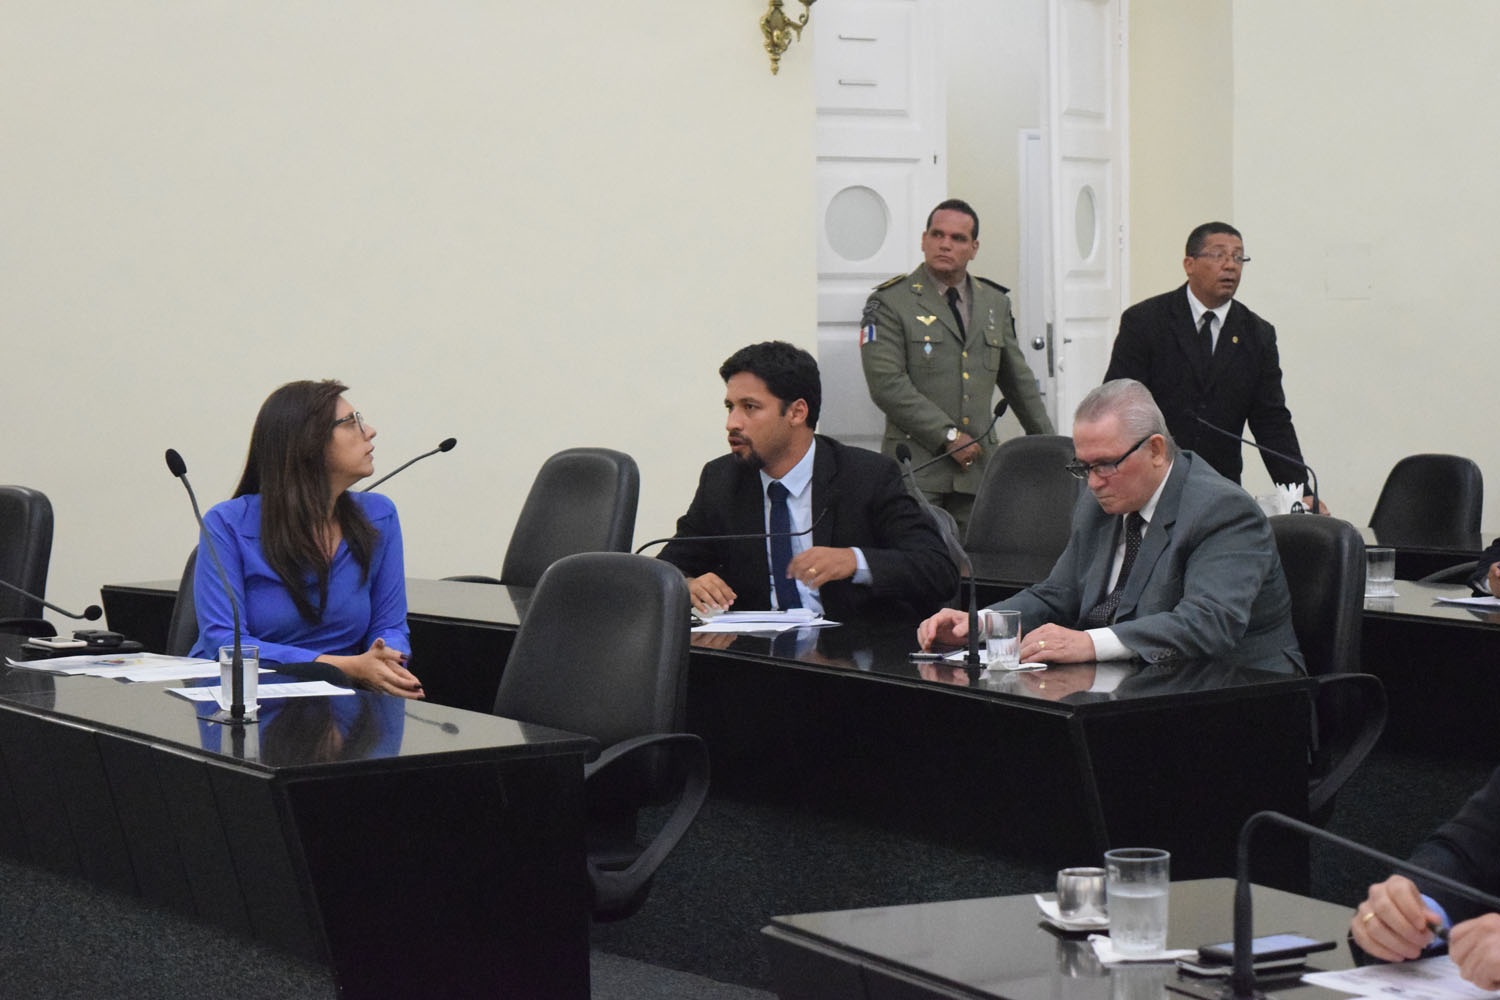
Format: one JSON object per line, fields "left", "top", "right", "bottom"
{"left": 1086, "top": 627, "right": 1131, "bottom": 661}
{"left": 851, "top": 547, "right": 872, "bottom": 585}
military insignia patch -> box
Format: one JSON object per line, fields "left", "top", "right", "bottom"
{"left": 916, "top": 315, "right": 937, "bottom": 326}
{"left": 859, "top": 323, "right": 876, "bottom": 346}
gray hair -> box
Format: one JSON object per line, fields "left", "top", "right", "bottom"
{"left": 1074, "top": 379, "right": 1177, "bottom": 458}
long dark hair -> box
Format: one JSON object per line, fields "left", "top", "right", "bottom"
{"left": 233, "top": 379, "right": 376, "bottom": 624}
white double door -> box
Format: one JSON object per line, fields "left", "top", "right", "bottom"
{"left": 813, "top": 0, "right": 1127, "bottom": 447}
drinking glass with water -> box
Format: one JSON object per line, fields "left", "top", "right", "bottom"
{"left": 1104, "top": 847, "right": 1169, "bottom": 956}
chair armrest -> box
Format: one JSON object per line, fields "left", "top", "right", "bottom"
{"left": 1417, "top": 561, "right": 1478, "bottom": 585}
{"left": 1309, "top": 672, "right": 1387, "bottom": 817}
{"left": 584, "top": 732, "right": 710, "bottom": 914}
{"left": 441, "top": 574, "right": 502, "bottom": 585}
{"left": 0, "top": 618, "right": 57, "bottom": 638}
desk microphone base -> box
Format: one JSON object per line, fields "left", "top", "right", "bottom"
{"left": 207, "top": 707, "right": 260, "bottom": 726}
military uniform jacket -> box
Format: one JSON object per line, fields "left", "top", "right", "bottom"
{"left": 860, "top": 263, "right": 1054, "bottom": 495}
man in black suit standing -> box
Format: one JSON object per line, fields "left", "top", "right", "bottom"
{"left": 1104, "top": 222, "right": 1313, "bottom": 492}
{"left": 658, "top": 341, "right": 958, "bottom": 623}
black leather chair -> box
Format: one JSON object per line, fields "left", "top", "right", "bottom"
{"left": 963, "top": 435, "right": 1079, "bottom": 583}
{"left": 1368, "top": 454, "right": 1483, "bottom": 549}
{"left": 0, "top": 486, "right": 55, "bottom": 635}
{"left": 492, "top": 552, "right": 708, "bottom": 920}
{"left": 165, "top": 549, "right": 199, "bottom": 657}
{"left": 1269, "top": 514, "right": 1385, "bottom": 822}
{"left": 448, "top": 447, "right": 640, "bottom": 588}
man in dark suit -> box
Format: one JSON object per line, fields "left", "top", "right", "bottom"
{"left": 917, "top": 379, "right": 1303, "bottom": 674}
{"left": 1104, "top": 222, "right": 1312, "bottom": 491}
{"left": 1350, "top": 764, "right": 1500, "bottom": 989}
{"left": 1470, "top": 539, "right": 1500, "bottom": 595}
{"left": 658, "top": 341, "right": 958, "bottom": 623}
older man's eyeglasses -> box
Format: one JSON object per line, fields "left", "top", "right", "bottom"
{"left": 332, "top": 412, "right": 367, "bottom": 436}
{"left": 1193, "top": 249, "right": 1251, "bottom": 265}
{"left": 1065, "top": 434, "right": 1153, "bottom": 481}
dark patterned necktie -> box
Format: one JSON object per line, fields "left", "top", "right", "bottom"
{"left": 1081, "top": 512, "right": 1144, "bottom": 628}
{"left": 946, "top": 286, "right": 966, "bottom": 337}
{"left": 767, "top": 481, "right": 802, "bottom": 610}
{"left": 1199, "top": 311, "right": 1215, "bottom": 362}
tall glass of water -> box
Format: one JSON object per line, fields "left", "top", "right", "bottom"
{"left": 1104, "top": 847, "right": 1169, "bottom": 956}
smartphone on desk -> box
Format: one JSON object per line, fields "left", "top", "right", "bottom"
{"left": 1196, "top": 932, "right": 1336, "bottom": 965}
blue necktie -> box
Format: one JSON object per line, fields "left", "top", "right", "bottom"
{"left": 767, "top": 481, "right": 802, "bottom": 610}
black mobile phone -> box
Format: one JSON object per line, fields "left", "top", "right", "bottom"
{"left": 1197, "top": 933, "right": 1336, "bottom": 965}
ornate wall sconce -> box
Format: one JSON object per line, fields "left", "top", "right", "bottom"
{"left": 761, "top": 0, "right": 817, "bottom": 75}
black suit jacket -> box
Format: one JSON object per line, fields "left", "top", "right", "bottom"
{"left": 1471, "top": 539, "right": 1500, "bottom": 594}
{"left": 657, "top": 435, "right": 958, "bottom": 623}
{"left": 1105, "top": 285, "right": 1306, "bottom": 485}
{"left": 1409, "top": 764, "right": 1500, "bottom": 925}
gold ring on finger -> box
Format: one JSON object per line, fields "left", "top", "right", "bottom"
{"left": 1362, "top": 912, "right": 1375, "bottom": 923}
{"left": 1037, "top": 640, "right": 1046, "bottom": 649}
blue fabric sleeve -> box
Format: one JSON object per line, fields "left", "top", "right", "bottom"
{"left": 364, "top": 501, "right": 410, "bottom": 657}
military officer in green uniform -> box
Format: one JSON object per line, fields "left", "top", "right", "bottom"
{"left": 860, "top": 198, "right": 1054, "bottom": 536}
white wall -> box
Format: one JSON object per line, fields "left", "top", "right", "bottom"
{"left": 1127, "top": 0, "right": 1234, "bottom": 297}
{"left": 1233, "top": 0, "right": 1495, "bottom": 514}
{"left": 2, "top": 3, "right": 816, "bottom": 624}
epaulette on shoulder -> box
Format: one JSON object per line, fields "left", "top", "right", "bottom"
{"left": 975, "top": 276, "right": 1010, "bottom": 294}
{"left": 872, "top": 273, "right": 907, "bottom": 291}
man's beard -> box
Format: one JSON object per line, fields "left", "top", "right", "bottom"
{"left": 729, "top": 436, "right": 765, "bottom": 470}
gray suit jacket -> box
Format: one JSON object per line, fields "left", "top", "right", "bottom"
{"left": 992, "top": 451, "right": 1305, "bottom": 674}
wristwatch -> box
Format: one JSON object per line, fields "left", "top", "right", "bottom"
{"left": 943, "top": 427, "right": 959, "bottom": 445}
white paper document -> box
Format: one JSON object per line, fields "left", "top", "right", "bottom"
{"left": 1435, "top": 595, "right": 1500, "bottom": 609}
{"left": 167, "top": 681, "right": 354, "bottom": 702}
{"left": 6, "top": 652, "right": 220, "bottom": 680}
{"left": 692, "top": 609, "right": 838, "bottom": 634}
{"left": 1303, "top": 956, "right": 1500, "bottom": 1000}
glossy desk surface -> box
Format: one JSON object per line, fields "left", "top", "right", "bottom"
{"left": 689, "top": 617, "right": 1312, "bottom": 712}
{"left": 0, "top": 646, "right": 591, "bottom": 776}
{"left": 765, "top": 878, "right": 1356, "bottom": 1000}
{"left": 1361, "top": 579, "right": 1500, "bottom": 629}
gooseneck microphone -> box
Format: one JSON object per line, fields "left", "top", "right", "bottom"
{"left": 900, "top": 400, "right": 1012, "bottom": 478}
{"left": 895, "top": 444, "right": 980, "bottom": 670}
{"left": 1225, "top": 810, "right": 1500, "bottom": 1000}
{"left": 1191, "top": 415, "right": 1320, "bottom": 515}
{"left": 165, "top": 449, "right": 255, "bottom": 725}
{"left": 0, "top": 577, "right": 103, "bottom": 623}
{"left": 361, "top": 437, "right": 458, "bottom": 492}
{"left": 633, "top": 506, "right": 832, "bottom": 556}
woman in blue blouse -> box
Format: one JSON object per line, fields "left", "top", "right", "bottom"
{"left": 190, "top": 379, "right": 424, "bottom": 699}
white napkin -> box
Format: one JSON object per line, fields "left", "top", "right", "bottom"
{"left": 1088, "top": 934, "right": 1195, "bottom": 964}
{"left": 1033, "top": 894, "right": 1108, "bottom": 929}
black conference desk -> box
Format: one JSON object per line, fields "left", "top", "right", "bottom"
{"left": 762, "top": 877, "right": 1356, "bottom": 1000}
{"left": 102, "top": 578, "right": 1320, "bottom": 887}
{"left": 1362, "top": 579, "right": 1500, "bottom": 756}
{"left": 0, "top": 637, "right": 593, "bottom": 999}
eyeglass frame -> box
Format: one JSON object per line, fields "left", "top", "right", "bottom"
{"left": 1065, "top": 434, "right": 1156, "bottom": 481}
{"left": 1191, "top": 249, "right": 1251, "bottom": 265}
{"left": 332, "top": 411, "right": 367, "bottom": 436}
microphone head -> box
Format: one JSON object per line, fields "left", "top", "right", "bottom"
{"left": 993, "top": 399, "right": 1010, "bottom": 419}
{"left": 164, "top": 449, "right": 187, "bottom": 478}
{"left": 438, "top": 438, "right": 457, "bottom": 453}
{"left": 895, "top": 444, "right": 912, "bottom": 464}
{"left": 82, "top": 605, "right": 103, "bottom": 621}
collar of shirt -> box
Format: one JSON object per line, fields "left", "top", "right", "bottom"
{"left": 1186, "top": 287, "right": 1231, "bottom": 351}
{"left": 760, "top": 439, "right": 821, "bottom": 613}
{"left": 941, "top": 274, "right": 972, "bottom": 327}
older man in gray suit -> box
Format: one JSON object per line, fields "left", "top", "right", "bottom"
{"left": 918, "top": 378, "right": 1304, "bottom": 674}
